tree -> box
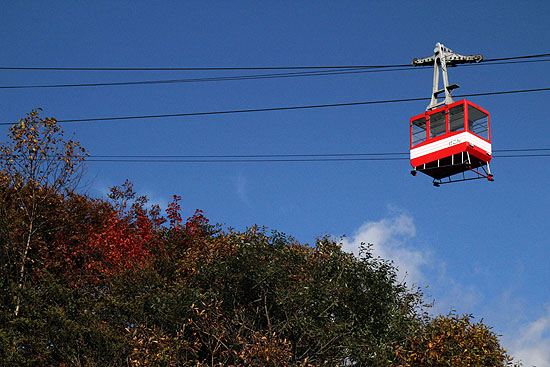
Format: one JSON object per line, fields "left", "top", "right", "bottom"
{"left": 396, "top": 313, "right": 514, "bottom": 366}
{"left": 178, "top": 229, "right": 424, "bottom": 366}
{"left": 0, "top": 109, "right": 87, "bottom": 315}
{"left": 0, "top": 181, "right": 516, "bottom": 365}
{"left": 0, "top": 111, "right": 516, "bottom": 365}
{"left": 87, "top": 180, "right": 164, "bottom": 276}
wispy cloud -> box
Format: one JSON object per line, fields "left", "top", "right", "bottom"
{"left": 432, "top": 280, "right": 484, "bottom": 316}
{"left": 339, "top": 212, "right": 428, "bottom": 287}
{"left": 232, "top": 174, "right": 250, "bottom": 205}
{"left": 337, "top": 211, "right": 549, "bottom": 367}
{"left": 505, "top": 310, "right": 550, "bottom": 367}
{"left": 91, "top": 180, "right": 170, "bottom": 213}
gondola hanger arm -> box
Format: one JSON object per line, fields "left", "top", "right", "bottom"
{"left": 412, "top": 42, "right": 483, "bottom": 67}
{"left": 413, "top": 42, "right": 483, "bottom": 110}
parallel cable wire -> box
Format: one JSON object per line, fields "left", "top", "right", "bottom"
{"left": 84, "top": 154, "right": 550, "bottom": 163}
{"left": 1, "top": 58, "right": 548, "bottom": 90}
{"left": 483, "top": 53, "right": 550, "bottom": 62}
{"left": 0, "top": 64, "right": 410, "bottom": 71}
{"left": 494, "top": 148, "right": 550, "bottom": 152}
{"left": 87, "top": 157, "right": 408, "bottom": 163}
{"left": 470, "top": 59, "right": 550, "bottom": 67}
{"left": 86, "top": 148, "right": 550, "bottom": 162}
{"left": 1, "top": 87, "right": 547, "bottom": 126}
{"left": 0, "top": 67, "right": 414, "bottom": 89}
{"left": 0, "top": 52, "right": 548, "bottom": 71}
{"left": 1, "top": 149, "right": 549, "bottom": 163}
{"left": 87, "top": 153, "right": 410, "bottom": 163}
{"left": 1, "top": 54, "right": 547, "bottom": 163}
{"left": 3, "top": 149, "right": 549, "bottom": 159}
{"left": 0, "top": 154, "right": 536, "bottom": 163}
{"left": 86, "top": 148, "right": 550, "bottom": 159}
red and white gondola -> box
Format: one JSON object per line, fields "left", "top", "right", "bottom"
{"left": 410, "top": 43, "right": 493, "bottom": 186}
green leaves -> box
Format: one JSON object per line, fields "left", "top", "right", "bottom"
{"left": 0, "top": 110, "right": 90, "bottom": 317}
{"left": 0, "top": 112, "right": 514, "bottom": 365}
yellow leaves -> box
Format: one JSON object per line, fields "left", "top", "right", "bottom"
{"left": 1, "top": 110, "right": 88, "bottom": 194}
{"left": 398, "top": 314, "right": 510, "bottom": 367}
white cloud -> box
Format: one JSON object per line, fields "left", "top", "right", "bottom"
{"left": 506, "top": 312, "right": 550, "bottom": 367}
{"left": 232, "top": 174, "right": 249, "bottom": 205}
{"left": 142, "top": 190, "right": 170, "bottom": 212}
{"left": 339, "top": 212, "right": 428, "bottom": 286}
{"left": 92, "top": 180, "right": 170, "bottom": 213}
{"left": 338, "top": 212, "right": 550, "bottom": 367}
{"left": 431, "top": 280, "right": 484, "bottom": 316}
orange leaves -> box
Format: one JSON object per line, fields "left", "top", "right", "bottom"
{"left": 236, "top": 331, "right": 292, "bottom": 366}
{"left": 126, "top": 324, "right": 201, "bottom": 366}
{"left": 396, "top": 313, "right": 512, "bottom": 366}
{"left": 187, "top": 300, "right": 292, "bottom": 367}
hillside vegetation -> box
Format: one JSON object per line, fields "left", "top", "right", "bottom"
{"left": 0, "top": 111, "right": 513, "bottom": 366}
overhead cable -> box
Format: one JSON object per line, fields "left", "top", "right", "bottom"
{"left": 1, "top": 87, "right": 547, "bottom": 126}
{"left": 483, "top": 53, "right": 550, "bottom": 62}
{"left": 2, "top": 59, "right": 548, "bottom": 90}
{"left": 0, "top": 64, "right": 411, "bottom": 71}
{"left": 84, "top": 154, "right": 550, "bottom": 163}
{"left": 1, "top": 149, "right": 549, "bottom": 164}
{"left": 0, "top": 67, "right": 417, "bottom": 89}
{"left": 0, "top": 53, "right": 547, "bottom": 71}
{"left": 86, "top": 157, "right": 408, "bottom": 163}
{"left": 84, "top": 148, "right": 550, "bottom": 162}
{"left": 3, "top": 148, "right": 548, "bottom": 161}
{"left": 84, "top": 147, "right": 550, "bottom": 159}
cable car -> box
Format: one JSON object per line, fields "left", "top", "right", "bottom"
{"left": 410, "top": 43, "right": 493, "bottom": 186}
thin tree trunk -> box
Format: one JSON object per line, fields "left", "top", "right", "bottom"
{"left": 14, "top": 220, "right": 33, "bottom": 317}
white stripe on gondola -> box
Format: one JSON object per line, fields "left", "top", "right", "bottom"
{"left": 410, "top": 132, "right": 491, "bottom": 160}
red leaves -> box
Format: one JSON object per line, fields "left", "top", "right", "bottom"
{"left": 166, "top": 195, "right": 182, "bottom": 229}
{"left": 81, "top": 192, "right": 212, "bottom": 277}
{"left": 167, "top": 195, "right": 209, "bottom": 235}
{"left": 88, "top": 211, "right": 155, "bottom": 275}
{"left": 38, "top": 187, "right": 212, "bottom": 282}
{"left": 185, "top": 209, "right": 209, "bottom": 236}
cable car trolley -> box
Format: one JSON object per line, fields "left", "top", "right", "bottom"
{"left": 410, "top": 43, "right": 493, "bottom": 186}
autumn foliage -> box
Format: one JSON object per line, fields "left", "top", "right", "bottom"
{"left": 396, "top": 313, "right": 513, "bottom": 366}
{"left": 0, "top": 111, "right": 515, "bottom": 366}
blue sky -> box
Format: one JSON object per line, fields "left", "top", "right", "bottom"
{"left": 1, "top": 1, "right": 549, "bottom": 365}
